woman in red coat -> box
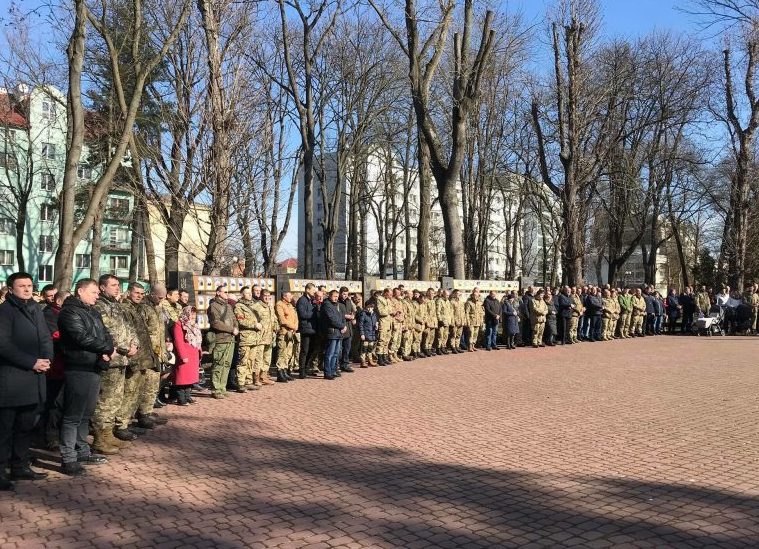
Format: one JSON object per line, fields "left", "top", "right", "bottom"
{"left": 172, "top": 306, "right": 202, "bottom": 405}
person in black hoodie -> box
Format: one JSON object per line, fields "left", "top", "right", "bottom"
{"left": 296, "top": 283, "right": 318, "bottom": 379}
{"left": 0, "top": 272, "right": 54, "bottom": 491}
{"left": 57, "top": 279, "right": 115, "bottom": 476}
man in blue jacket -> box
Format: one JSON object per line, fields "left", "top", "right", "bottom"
{"left": 319, "top": 290, "right": 346, "bottom": 380}
{"left": 0, "top": 272, "right": 54, "bottom": 490}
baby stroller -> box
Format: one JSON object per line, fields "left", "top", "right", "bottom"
{"left": 693, "top": 305, "right": 724, "bottom": 336}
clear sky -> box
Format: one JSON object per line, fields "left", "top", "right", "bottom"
{"left": 0, "top": 0, "right": 716, "bottom": 262}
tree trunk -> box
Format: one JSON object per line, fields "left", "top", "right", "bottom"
{"left": 416, "top": 135, "right": 431, "bottom": 280}
{"left": 140, "top": 198, "right": 157, "bottom": 284}
{"left": 89, "top": 192, "right": 108, "bottom": 280}
{"left": 129, "top": 206, "right": 142, "bottom": 282}
{"left": 14, "top": 212, "right": 26, "bottom": 274}
{"left": 164, "top": 199, "right": 187, "bottom": 280}
{"left": 54, "top": 0, "right": 87, "bottom": 290}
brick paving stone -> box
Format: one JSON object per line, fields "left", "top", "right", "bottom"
{"left": 0, "top": 336, "right": 758, "bottom": 547}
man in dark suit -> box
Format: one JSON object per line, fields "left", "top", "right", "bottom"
{"left": 0, "top": 272, "right": 54, "bottom": 491}
{"left": 556, "top": 286, "right": 575, "bottom": 344}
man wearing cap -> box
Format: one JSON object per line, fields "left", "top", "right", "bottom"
{"left": 207, "top": 285, "right": 239, "bottom": 398}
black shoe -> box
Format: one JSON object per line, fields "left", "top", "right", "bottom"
{"left": 61, "top": 462, "right": 86, "bottom": 476}
{"left": 114, "top": 428, "right": 138, "bottom": 441}
{"left": 285, "top": 371, "right": 294, "bottom": 381}
{"left": 334, "top": 370, "right": 342, "bottom": 377}
{"left": 0, "top": 476, "right": 14, "bottom": 491}
{"left": 341, "top": 366, "right": 355, "bottom": 373}
{"left": 137, "top": 417, "right": 156, "bottom": 429}
{"left": 324, "top": 374, "right": 336, "bottom": 380}
{"left": 153, "top": 399, "right": 165, "bottom": 409}
{"left": 78, "top": 455, "right": 108, "bottom": 465}
{"left": 128, "top": 426, "right": 147, "bottom": 435}
{"left": 9, "top": 466, "right": 48, "bottom": 481}
{"left": 148, "top": 414, "right": 168, "bottom": 425}
{"left": 276, "top": 370, "right": 288, "bottom": 383}
{"left": 235, "top": 387, "right": 248, "bottom": 392}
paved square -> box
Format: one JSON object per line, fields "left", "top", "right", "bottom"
{"left": 1, "top": 336, "right": 758, "bottom": 548}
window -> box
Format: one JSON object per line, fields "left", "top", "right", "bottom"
{"left": 38, "top": 264, "right": 53, "bottom": 282}
{"left": 42, "top": 143, "right": 56, "bottom": 160}
{"left": 0, "top": 250, "right": 13, "bottom": 266}
{"left": 42, "top": 100, "right": 56, "bottom": 120}
{"left": 39, "top": 235, "right": 54, "bottom": 253}
{"left": 107, "top": 197, "right": 129, "bottom": 214}
{"left": 40, "top": 203, "right": 56, "bottom": 222}
{"left": 109, "top": 227, "right": 129, "bottom": 244}
{"left": 109, "top": 256, "right": 128, "bottom": 271}
{"left": 41, "top": 173, "right": 55, "bottom": 191}
{"left": 77, "top": 165, "right": 93, "bottom": 180}
{"left": 0, "top": 152, "right": 18, "bottom": 171}
{"left": 0, "top": 218, "right": 13, "bottom": 235}
{"left": 75, "top": 253, "right": 91, "bottom": 269}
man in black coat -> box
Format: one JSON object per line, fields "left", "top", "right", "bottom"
{"left": 296, "top": 283, "right": 318, "bottom": 379}
{"left": 320, "top": 290, "right": 347, "bottom": 380}
{"left": 338, "top": 287, "right": 356, "bottom": 374}
{"left": 0, "top": 272, "right": 54, "bottom": 490}
{"left": 58, "top": 279, "right": 116, "bottom": 476}
{"left": 556, "top": 286, "right": 575, "bottom": 344}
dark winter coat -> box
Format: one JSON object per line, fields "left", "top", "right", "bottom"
{"left": 357, "top": 309, "right": 378, "bottom": 342}
{"left": 501, "top": 300, "right": 520, "bottom": 336}
{"left": 58, "top": 296, "right": 115, "bottom": 374}
{"left": 296, "top": 294, "right": 317, "bottom": 335}
{"left": 556, "top": 293, "right": 574, "bottom": 318}
{"left": 484, "top": 296, "right": 501, "bottom": 323}
{"left": 587, "top": 295, "right": 603, "bottom": 316}
{"left": 320, "top": 300, "right": 346, "bottom": 340}
{"left": 0, "top": 294, "right": 53, "bottom": 408}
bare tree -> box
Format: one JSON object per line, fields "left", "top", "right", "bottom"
{"left": 370, "top": 0, "right": 495, "bottom": 279}
{"left": 54, "top": 0, "right": 191, "bottom": 289}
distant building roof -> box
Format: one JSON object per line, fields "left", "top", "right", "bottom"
{"left": 278, "top": 258, "right": 298, "bottom": 268}
{"left": 0, "top": 92, "right": 28, "bottom": 129}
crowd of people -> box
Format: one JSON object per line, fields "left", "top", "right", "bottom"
{"left": 1, "top": 272, "right": 757, "bottom": 491}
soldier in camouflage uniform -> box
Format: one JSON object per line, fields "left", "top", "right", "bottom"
{"left": 92, "top": 275, "right": 138, "bottom": 453}
{"left": 375, "top": 289, "right": 392, "bottom": 366}
{"left": 234, "top": 286, "right": 263, "bottom": 392}
{"left": 435, "top": 289, "right": 453, "bottom": 354}
{"left": 411, "top": 291, "right": 425, "bottom": 358}
{"left": 253, "top": 290, "right": 276, "bottom": 386}
{"left": 275, "top": 291, "right": 298, "bottom": 380}
{"left": 116, "top": 282, "right": 160, "bottom": 439}
{"left": 630, "top": 288, "right": 647, "bottom": 337}
{"left": 464, "top": 289, "right": 484, "bottom": 351}
{"left": 570, "top": 287, "right": 584, "bottom": 343}
{"left": 137, "top": 288, "right": 169, "bottom": 424}
{"left": 601, "top": 289, "right": 614, "bottom": 341}
{"left": 388, "top": 289, "right": 404, "bottom": 363}
{"left": 423, "top": 289, "right": 438, "bottom": 356}
{"left": 449, "top": 290, "right": 465, "bottom": 354}
{"left": 617, "top": 289, "right": 632, "bottom": 339}
{"left": 159, "top": 287, "right": 182, "bottom": 327}
{"left": 399, "top": 290, "right": 415, "bottom": 361}
{"left": 530, "top": 289, "right": 548, "bottom": 347}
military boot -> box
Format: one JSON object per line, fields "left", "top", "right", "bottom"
{"left": 261, "top": 372, "right": 275, "bottom": 385}
{"left": 92, "top": 430, "right": 120, "bottom": 455}
{"left": 106, "top": 429, "right": 130, "bottom": 449}
{"left": 254, "top": 372, "right": 263, "bottom": 387}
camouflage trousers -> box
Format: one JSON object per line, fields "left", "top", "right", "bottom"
{"left": 423, "top": 327, "right": 436, "bottom": 351}
{"left": 138, "top": 369, "right": 161, "bottom": 416}
{"left": 412, "top": 329, "right": 423, "bottom": 354}
{"left": 276, "top": 332, "right": 297, "bottom": 371}
{"left": 630, "top": 314, "right": 644, "bottom": 336}
{"left": 532, "top": 321, "right": 545, "bottom": 346}
{"left": 617, "top": 313, "right": 630, "bottom": 337}
{"left": 400, "top": 328, "right": 414, "bottom": 357}
{"left": 360, "top": 340, "right": 376, "bottom": 363}
{"left": 376, "top": 318, "right": 392, "bottom": 355}
{"left": 436, "top": 326, "right": 449, "bottom": 350}
{"left": 569, "top": 316, "right": 579, "bottom": 342}
{"left": 117, "top": 368, "right": 151, "bottom": 429}
{"left": 237, "top": 345, "right": 257, "bottom": 387}
{"left": 259, "top": 344, "right": 272, "bottom": 374}
{"left": 449, "top": 325, "right": 463, "bottom": 350}
{"left": 91, "top": 366, "right": 125, "bottom": 431}
{"left": 389, "top": 323, "right": 402, "bottom": 356}
{"left": 211, "top": 342, "right": 235, "bottom": 395}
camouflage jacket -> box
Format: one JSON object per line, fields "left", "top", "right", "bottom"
{"left": 235, "top": 298, "right": 263, "bottom": 346}
{"left": 464, "top": 298, "right": 484, "bottom": 327}
{"left": 93, "top": 295, "right": 137, "bottom": 368}
{"left": 121, "top": 300, "right": 159, "bottom": 371}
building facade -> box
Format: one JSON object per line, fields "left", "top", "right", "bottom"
{"left": 297, "top": 148, "right": 559, "bottom": 281}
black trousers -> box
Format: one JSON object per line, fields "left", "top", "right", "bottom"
{"left": 0, "top": 403, "right": 39, "bottom": 470}
{"left": 45, "top": 378, "right": 65, "bottom": 442}
{"left": 298, "top": 333, "right": 316, "bottom": 375}
{"left": 340, "top": 337, "right": 352, "bottom": 368}
{"left": 60, "top": 370, "right": 100, "bottom": 464}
